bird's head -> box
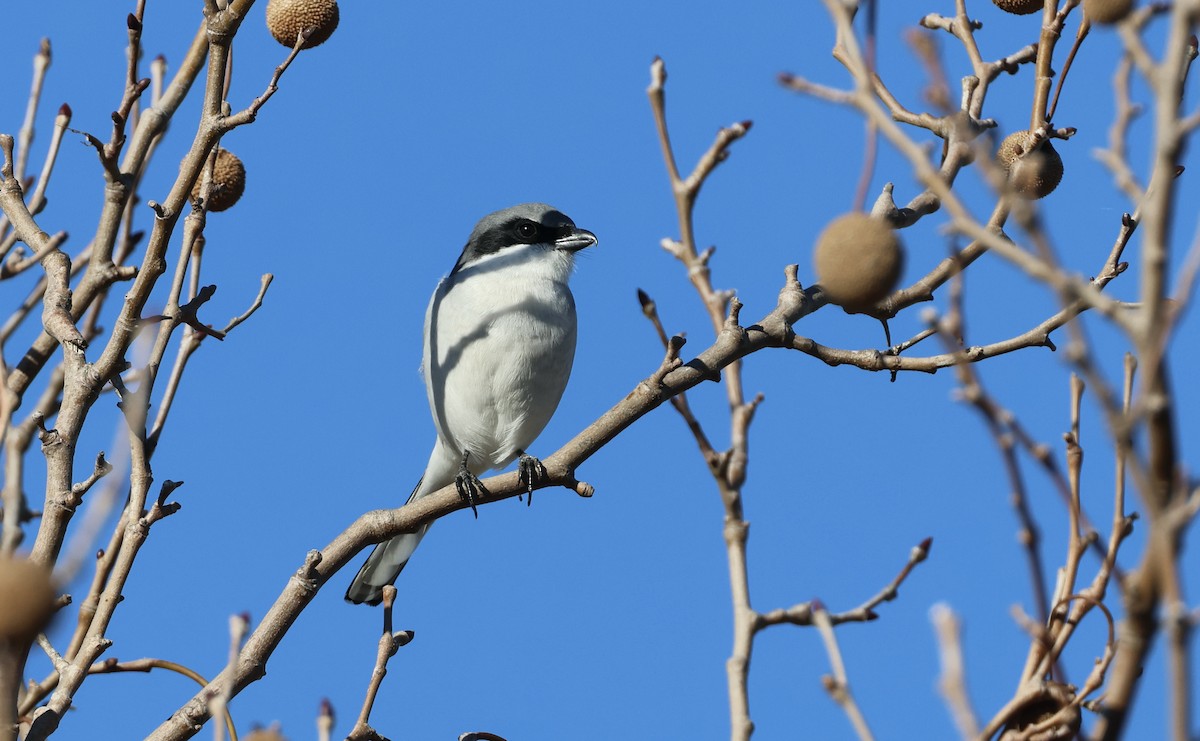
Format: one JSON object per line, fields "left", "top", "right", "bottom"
{"left": 453, "top": 203, "right": 598, "bottom": 274}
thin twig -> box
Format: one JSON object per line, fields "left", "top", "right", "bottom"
{"left": 759, "top": 538, "right": 933, "bottom": 628}
{"left": 85, "top": 657, "right": 237, "bottom": 741}
{"left": 930, "top": 604, "right": 980, "bottom": 739}
{"left": 348, "top": 586, "right": 413, "bottom": 741}
{"left": 15, "top": 39, "right": 52, "bottom": 187}
{"left": 812, "top": 602, "right": 875, "bottom": 741}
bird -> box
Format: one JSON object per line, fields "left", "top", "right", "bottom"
{"left": 345, "top": 203, "right": 598, "bottom": 605}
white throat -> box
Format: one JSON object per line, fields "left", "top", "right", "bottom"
{"left": 455, "top": 242, "right": 577, "bottom": 286}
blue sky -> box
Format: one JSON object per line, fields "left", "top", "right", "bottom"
{"left": 3, "top": 1, "right": 1198, "bottom": 739}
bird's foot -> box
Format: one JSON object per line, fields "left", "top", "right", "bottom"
{"left": 455, "top": 451, "right": 487, "bottom": 519}
{"left": 516, "top": 452, "right": 546, "bottom": 507}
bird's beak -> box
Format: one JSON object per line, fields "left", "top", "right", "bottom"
{"left": 554, "top": 228, "right": 598, "bottom": 252}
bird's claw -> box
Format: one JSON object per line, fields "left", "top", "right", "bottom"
{"left": 455, "top": 451, "right": 486, "bottom": 519}
{"left": 517, "top": 453, "right": 546, "bottom": 506}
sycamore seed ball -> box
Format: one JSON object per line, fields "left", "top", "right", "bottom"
{"left": 266, "top": 0, "right": 339, "bottom": 49}
{"left": 1084, "top": 0, "right": 1134, "bottom": 24}
{"left": 813, "top": 213, "right": 905, "bottom": 310}
{"left": 991, "top": 0, "right": 1042, "bottom": 14}
{"left": 244, "top": 729, "right": 288, "bottom": 741}
{"left": 997, "top": 131, "right": 1063, "bottom": 199}
{"left": 192, "top": 148, "right": 246, "bottom": 212}
{"left": 0, "top": 557, "right": 57, "bottom": 642}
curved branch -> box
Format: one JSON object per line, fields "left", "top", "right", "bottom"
{"left": 146, "top": 266, "right": 815, "bottom": 739}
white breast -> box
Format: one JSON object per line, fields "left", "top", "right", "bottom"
{"left": 423, "top": 243, "right": 578, "bottom": 471}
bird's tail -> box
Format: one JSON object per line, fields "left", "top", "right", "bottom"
{"left": 345, "top": 478, "right": 430, "bottom": 606}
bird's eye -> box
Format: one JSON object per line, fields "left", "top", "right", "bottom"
{"left": 515, "top": 222, "right": 539, "bottom": 241}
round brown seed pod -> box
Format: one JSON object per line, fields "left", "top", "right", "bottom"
{"left": 997, "top": 131, "right": 1063, "bottom": 199}
{"left": 243, "top": 728, "right": 288, "bottom": 741}
{"left": 192, "top": 148, "right": 246, "bottom": 212}
{"left": 1084, "top": 0, "right": 1134, "bottom": 24}
{"left": 266, "top": 0, "right": 339, "bottom": 49}
{"left": 992, "top": 0, "right": 1043, "bottom": 14}
{"left": 0, "top": 557, "right": 57, "bottom": 642}
{"left": 813, "top": 213, "right": 905, "bottom": 310}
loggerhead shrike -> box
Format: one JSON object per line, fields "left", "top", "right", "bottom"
{"left": 345, "top": 203, "right": 598, "bottom": 605}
